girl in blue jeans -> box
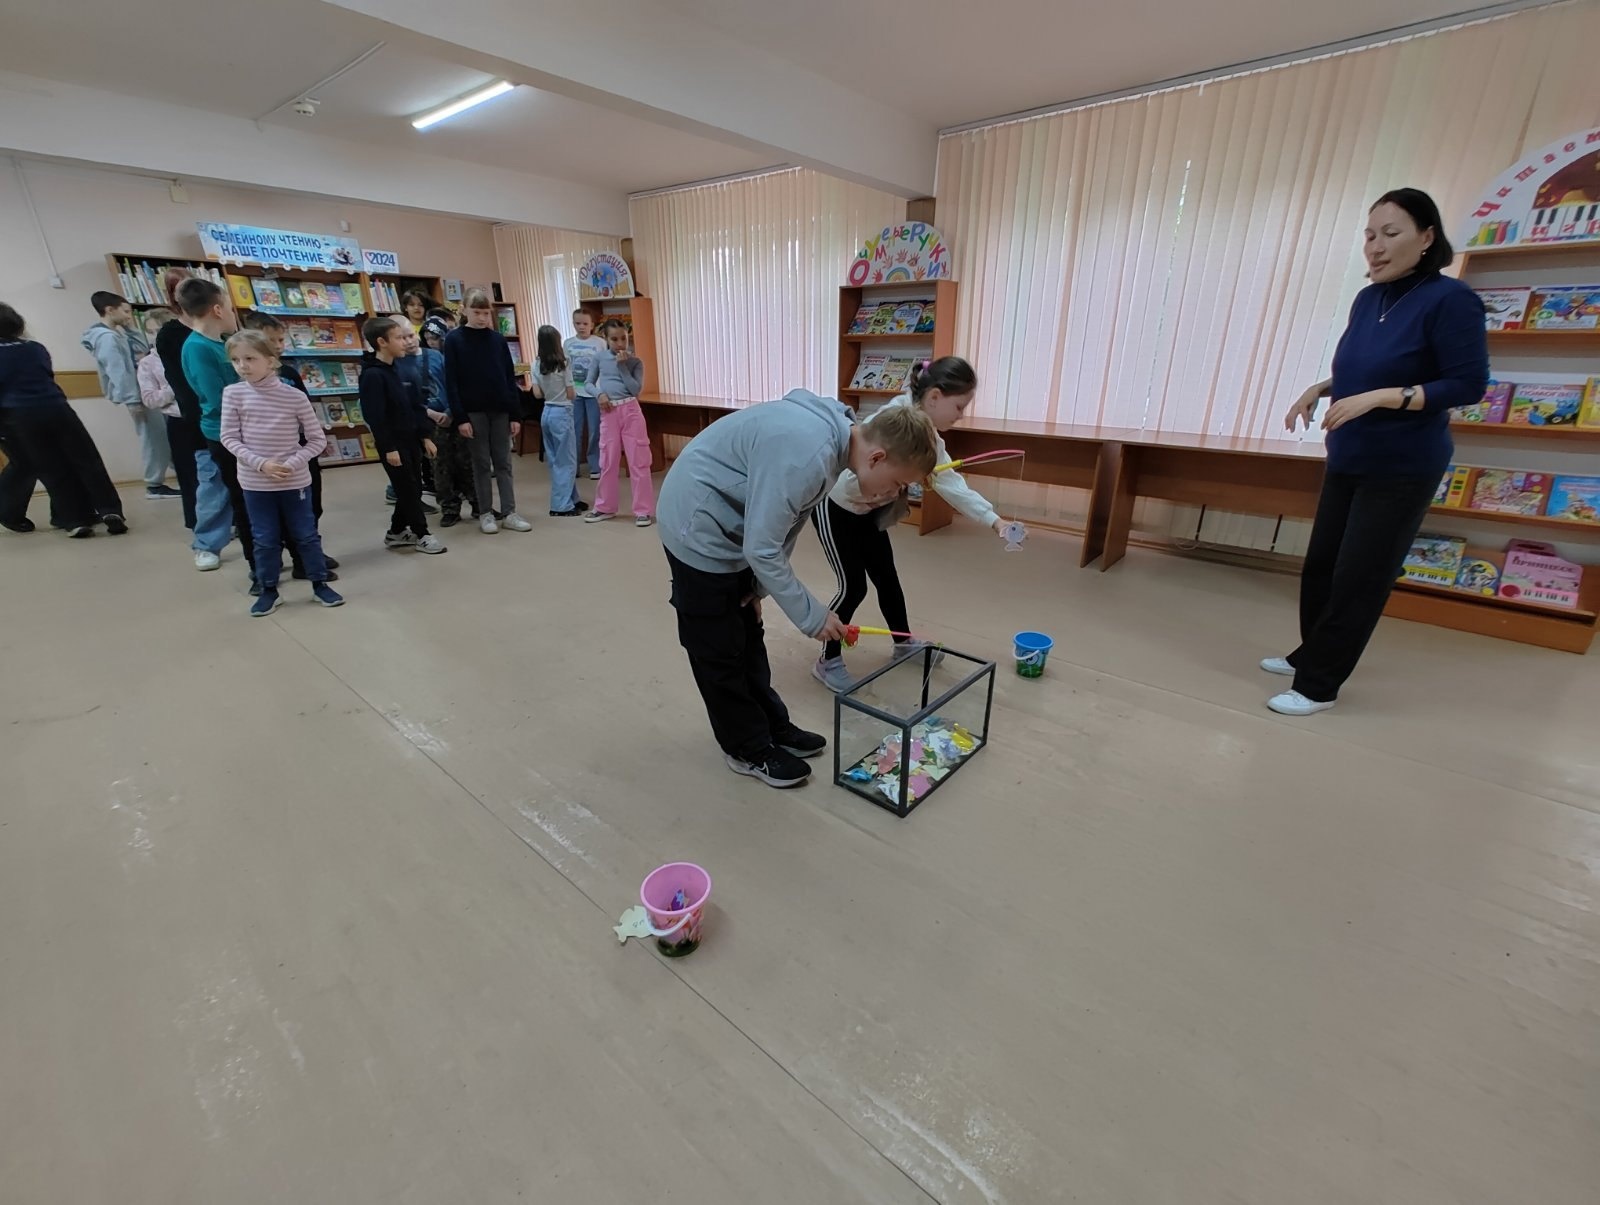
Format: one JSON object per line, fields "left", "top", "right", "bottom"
{"left": 533, "top": 325, "right": 588, "bottom": 517}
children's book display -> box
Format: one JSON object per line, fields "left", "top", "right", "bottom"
{"left": 1401, "top": 534, "right": 1585, "bottom": 610}
{"left": 1455, "top": 377, "right": 1598, "bottom": 428}
{"left": 369, "top": 278, "right": 402, "bottom": 312}
{"left": 847, "top": 299, "right": 936, "bottom": 336}
{"left": 283, "top": 318, "right": 362, "bottom": 352}
{"left": 252, "top": 277, "right": 361, "bottom": 315}
{"left": 298, "top": 361, "right": 362, "bottom": 395}
{"left": 1433, "top": 463, "right": 1599, "bottom": 525}
{"left": 848, "top": 354, "right": 889, "bottom": 390}
{"left": 1476, "top": 287, "right": 1530, "bottom": 330}
{"left": 114, "top": 259, "right": 225, "bottom": 306}
{"left": 848, "top": 355, "right": 917, "bottom": 392}
{"left": 1475, "top": 284, "right": 1600, "bottom": 331}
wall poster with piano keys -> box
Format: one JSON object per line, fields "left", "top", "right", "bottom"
{"left": 1464, "top": 126, "right": 1600, "bottom": 250}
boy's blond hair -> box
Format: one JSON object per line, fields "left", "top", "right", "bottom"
{"left": 225, "top": 328, "right": 278, "bottom": 364}
{"left": 861, "top": 404, "right": 938, "bottom": 475}
{"left": 463, "top": 287, "right": 492, "bottom": 311}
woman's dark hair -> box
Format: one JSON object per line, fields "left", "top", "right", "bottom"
{"left": 1370, "top": 188, "right": 1453, "bottom": 274}
{"left": 0, "top": 303, "right": 26, "bottom": 341}
{"left": 909, "top": 355, "right": 977, "bottom": 402}
{"left": 536, "top": 324, "right": 566, "bottom": 375}
{"left": 400, "top": 288, "right": 433, "bottom": 315}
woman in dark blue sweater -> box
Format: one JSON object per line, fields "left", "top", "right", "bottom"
{"left": 1268, "top": 189, "right": 1489, "bottom": 715}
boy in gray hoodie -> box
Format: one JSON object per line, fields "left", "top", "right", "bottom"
{"left": 83, "top": 291, "right": 177, "bottom": 500}
{"left": 658, "top": 390, "right": 938, "bottom": 788}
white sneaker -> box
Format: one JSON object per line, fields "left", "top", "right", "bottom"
{"left": 501, "top": 513, "right": 532, "bottom": 532}
{"left": 479, "top": 513, "right": 500, "bottom": 534}
{"left": 584, "top": 510, "right": 615, "bottom": 524}
{"left": 416, "top": 534, "right": 448, "bottom": 555}
{"left": 194, "top": 550, "right": 221, "bottom": 571}
{"left": 1260, "top": 656, "right": 1294, "bottom": 676}
{"left": 634, "top": 515, "right": 654, "bottom": 528}
{"left": 1268, "top": 690, "right": 1335, "bottom": 716}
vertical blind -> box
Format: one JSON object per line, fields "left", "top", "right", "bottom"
{"left": 493, "top": 223, "right": 624, "bottom": 334}
{"left": 630, "top": 168, "right": 905, "bottom": 400}
{"left": 937, "top": 0, "right": 1600, "bottom": 440}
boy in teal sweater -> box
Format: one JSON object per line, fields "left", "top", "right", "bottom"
{"left": 176, "top": 278, "right": 252, "bottom": 577}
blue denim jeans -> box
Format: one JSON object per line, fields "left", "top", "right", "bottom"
{"left": 243, "top": 487, "right": 327, "bottom": 590}
{"left": 540, "top": 404, "right": 581, "bottom": 512}
{"left": 574, "top": 394, "right": 601, "bottom": 476}
{"left": 191, "top": 447, "right": 234, "bottom": 554}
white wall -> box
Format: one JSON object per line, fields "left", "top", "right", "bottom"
{"left": 1, "top": 158, "right": 501, "bottom": 484}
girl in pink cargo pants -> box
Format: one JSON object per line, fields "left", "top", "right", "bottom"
{"left": 583, "top": 319, "right": 656, "bottom": 528}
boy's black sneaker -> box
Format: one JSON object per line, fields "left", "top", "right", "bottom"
{"left": 250, "top": 590, "right": 281, "bottom": 618}
{"left": 772, "top": 725, "right": 827, "bottom": 759}
{"left": 440, "top": 511, "right": 460, "bottom": 528}
{"left": 103, "top": 514, "right": 128, "bottom": 535}
{"left": 2, "top": 518, "right": 35, "bottom": 533}
{"left": 724, "top": 747, "right": 811, "bottom": 789}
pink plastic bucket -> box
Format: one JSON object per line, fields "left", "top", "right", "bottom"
{"left": 640, "top": 862, "right": 712, "bottom": 957}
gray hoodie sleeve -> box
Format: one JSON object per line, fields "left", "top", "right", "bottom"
{"left": 82, "top": 325, "right": 139, "bottom": 405}
{"left": 742, "top": 448, "right": 831, "bottom": 637}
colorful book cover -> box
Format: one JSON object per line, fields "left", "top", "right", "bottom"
{"left": 849, "top": 353, "right": 889, "bottom": 390}
{"left": 300, "top": 362, "right": 328, "bottom": 391}
{"left": 1499, "top": 539, "right": 1582, "bottom": 609}
{"left": 253, "top": 279, "right": 285, "bottom": 309}
{"left": 284, "top": 321, "right": 315, "bottom": 349}
{"left": 1581, "top": 377, "right": 1600, "bottom": 430}
{"left": 310, "top": 402, "right": 331, "bottom": 429}
{"left": 1476, "top": 286, "right": 1530, "bottom": 331}
{"left": 227, "top": 274, "right": 255, "bottom": 309}
{"left": 329, "top": 319, "right": 360, "bottom": 349}
{"left": 310, "top": 321, "right": 337, "bottom": 347}
{"left": 1454, "top": 552, "right": 1503, "bottom": 596}
{"left": 1546, "top": 475, "right": 1600, "bottom": 524}
{"left": 1508, "top": 382, "right": 1583, "bottom": 426}
{"left": 337, "top": 438, "right": 363, "bottom": 462}
{"left": 846, "top": 304, "right": 877, "bottom": 335}
{"left": 324, "top": 400, "right": 347, "bottom": 425}
{"left": 878, "top": 358, "right": 913, "bottom": 394}
{"left": 1456, "top": 381, "right": 1511, "bottom": 423}
{"left": 1400, "top": 533, "right": 1466, "bottom": 586}
{"left": 344, "top": 400, "right": 364, "bottom": 425}
{"left": 887, "top": 302, "right": 924, "bottom": 334}
{"left": 1525, "top": 284, "right": 1600, "bottom": 330}
{"left": 496, "top": 307, "right": 517, "bottom": 337}
{"left": 359, "top": 433, "right": 378, "bottom": 460}
{"left": 283, "top": 284, "right": 306, "bottom": 309}
{"left": 914, "top": 302, "right": 935, "bottom": 333}
{"left": 341, "top": 283, "right": 365, "bottom": 313}
{"left": 1468, "top": 469, "right": 1551, "bottom": 515}
{"left": 1443, "top": 466, "right": 1476, "bottom": 508}
{"left": 301, "top": 283, "right": 330, "bottom": 311}
{"left": 866, "top": 303, "right": 897, "bottom": 334}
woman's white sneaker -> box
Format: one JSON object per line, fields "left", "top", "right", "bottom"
{"left": 1268, "top": 690, "right": 1335, "bottom": 716}
{"left": 1260, "top": 656, "right": 1295, "bottom": 676}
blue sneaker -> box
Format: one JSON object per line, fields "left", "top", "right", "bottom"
{"left": 250, "top": 590, "right": 281, "bottom": 618}
{"left": 312, "top": 582, "right": 345, "bottom": 608}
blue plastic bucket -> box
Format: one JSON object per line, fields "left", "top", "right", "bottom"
{"left": 1013, "top": 631, "right": 1053, "bottom": 678}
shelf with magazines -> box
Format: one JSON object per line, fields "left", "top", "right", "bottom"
{"left": 838, "top": 279, "right": 956, "bottom": 412}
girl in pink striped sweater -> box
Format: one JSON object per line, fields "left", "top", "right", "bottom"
{"left": 220, "top": 330, "right": 343, "bottom": 617}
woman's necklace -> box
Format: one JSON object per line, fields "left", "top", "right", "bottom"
{"left": 1379, "top": 277, "right": 1422, "bottom": 323}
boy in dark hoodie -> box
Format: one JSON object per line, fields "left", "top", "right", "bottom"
{"left": 359, "top": 316, "right": 445, "bottom": 554}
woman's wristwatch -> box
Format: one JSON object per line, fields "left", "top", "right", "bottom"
{"left": 1401, "top": 385, "right": 1418, "bottom": 411}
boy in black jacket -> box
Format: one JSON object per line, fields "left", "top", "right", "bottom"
{"left": 360, "top": 317, "right": 446, "bottom": 554}
{"left": 443, "top": 288, "right": 527, "bottom": 535}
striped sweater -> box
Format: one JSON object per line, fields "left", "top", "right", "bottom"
{"left": 219, "top": 376, "right": 328, "bottom": 492}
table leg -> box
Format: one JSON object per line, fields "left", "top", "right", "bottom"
{"left": 917, "top": 488, "right": 954, "bottom": 535}
{"left": 1081, "top": 441, "right": 1122, "bottom": 567}
{"left": 1101, "top": 444, "right": 1138, "bottom": 571}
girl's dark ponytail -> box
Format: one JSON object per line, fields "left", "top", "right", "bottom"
{"left": 909, "top": 355, "right": 977, "bottom": 402}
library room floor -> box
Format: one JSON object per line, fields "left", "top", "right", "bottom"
{"left": 2, "top": 462, "right": 1596, "bottom": 1205}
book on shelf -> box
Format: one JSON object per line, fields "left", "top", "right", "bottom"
{"left": 344, "top": 400, "right": 364, "bottom": 425}
{"left": 283, "top": 284, "right": 306, "bottom": 309}
{"left": 1581, "top": 377, "right": 1600, "bottom": 429}
{"left": 1476, "top": 286, "right": 1530, "bottom": 331}
{"left": 1456, "top": 381, "right": 1511, "bottom": 423}
{"left": 505, "top": 339, "right": 523, "bottom": 364}
{"left": 1400, "top": 533, "right": 1466, "bottom": 586}
{"left": 300, "top": 362, "right": 328, "bottom": 391}
{"left": 886, "top": 302, "right": 924, "bottom": 334}
{"left": 115, "top": 259, "right": 224, "bottom": 306}
{"left": 866, "top": 303, "right": 897, "bottom": 335}
{"left": 252, "top": 279, "right": 285, "bottom": 309}
{"left": 849, "top": 353, "right": 889, "bottom": 390}
{"left": 1468, "top": 469, "right": 1551, "bottom": 515}
{"left": 359, "top": 433, "right": 378, "bottom": 460}
{"left": 846, "top": 304, "right": 877, "bottom": 335}
{"left": 301, "top": 283, "right": 331, "bottom": 311}
{"left": 226, "top": 274, "right": 255, "bottom": 309}
{"left": 1546, "top": 475, "right": 1600, "bottom": 524}
{"left": 1454, "top": 552, "right": 1503, "bottom": 596}
{"left": 495, "top": 306, "right": 517, "bottom": 337}
{"left": 1525, "top": 284, "right": 1600, "bottom": 331}
{"left": 1500, "top": 539, "right": 1582, "bottom": 609}
{"left": 877, "top": 358, "right": 913, "bottom": 394}
{"left": 337, "top": 437, "right": 363, "bottom": 461}
{"left": 326, "top": 318, "right": 361, "bottom": 350}
{"left": 323, "top": 400, "right": 348, "bottom": 425}
{"left": 1508, "top": 382, "right": 1583, "bottom": 426}
{"left": 284, "top": 320, "right": 315, "bottom": 349}
{"left": 310, "top": 402, "right": 331, "bottom": 429}
{"left": 341, "top": 282, "right": 365, "bottom": 313}
{"left": 914, "top": 302, "right": 935, "bottom": 333}
{"left": 1434, "top": 465, "right": 1476, "bottom": 507}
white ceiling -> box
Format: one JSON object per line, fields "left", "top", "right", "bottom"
{"left": 659, "top": 0, "right": 1502, "bottom": 128}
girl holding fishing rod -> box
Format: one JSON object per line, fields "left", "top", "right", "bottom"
{"left": 811, "top": 356, "right": 1023, "bottom": 692}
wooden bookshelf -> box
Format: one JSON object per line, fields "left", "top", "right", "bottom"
{"left": 1428, "top": 505, "right": 1600, "bottom": 535}
{"left": 577, "top": 295, "right": 659, "bottom": 397}
{"left": 1486, "top": 329, "right": 1600, "bottom": 348}
{"left": 1452, "top": 422, "right": 1600, "bottom": 442}
{"left": 1388, "top": 572, "right": 1600, "bottom": 653}
{"left": 105, "top": 252, "right": 223, "bottom": 309}
{"left": 837, "top": 279, "right": 956, "bottom": 404}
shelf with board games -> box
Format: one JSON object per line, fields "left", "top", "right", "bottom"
{"left": 838, "top": 279, "right": 957, "bottom": 407}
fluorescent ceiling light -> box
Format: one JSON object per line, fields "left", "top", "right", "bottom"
{"left": 412, "top": 80, "right": 515, "bottom": 130}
